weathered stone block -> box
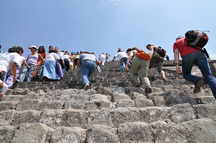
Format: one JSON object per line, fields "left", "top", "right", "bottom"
{"left": 118, "top": 122, "right": 153, "bottom": 143}
{"left": 0, "top": 126, "right": 15, "bottom": 143}
{"left": 50, "top": 127, "right": 86, "bottom": 143}
{"left": 61, "top": 109, "right": 88, "bottom": 128}
{"left": 168, "top": 103, "right": 196, "bottom": 123}
{"left": 12, "top": 123, "right": 54, "bottom": 143}
{"left": 0, "top": 101, "right": 18, "bottom": 111}
{"left": 40, "top": 109, "right": 64, "bottom": 128}
{"left": 134, "top": 94, "right": 154, "bottom": 107}
{"left": 194, "top": 104, "right": 216, "bottom": 119}
{"left": 88, "top": 109, "right": 113, "bottom": 127}
{"left": 115, "top": 99, "right": 135, "bottom": 108}
{"left": 86, "top": 125, "right": 120, "bottom": 143}
{"left": 12, "top": 110, "right": 41, "bottom": 125}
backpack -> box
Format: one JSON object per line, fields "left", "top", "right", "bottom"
{"left": 136, "top": 51, "right": 151, "bottom": 60}
{"left": 185, "top": 30, "right": 208, "bottom": 49}
{"left": 156, "top": 46, "right": 166, "bottom": 58}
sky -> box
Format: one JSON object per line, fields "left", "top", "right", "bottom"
{"left": 0, "top": 0, "right": 216, "bottom": 59}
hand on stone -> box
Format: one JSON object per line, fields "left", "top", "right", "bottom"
{"left": 176, "top": 66, "right": 182, "bottom": 73}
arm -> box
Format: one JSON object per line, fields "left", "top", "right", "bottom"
{"left": 147, "top": 46, "right": 154, "bottom": 58}
{"left": 174, "top": 48, "right": 181, "bottom": 73}
{"left": 10, "top": 63, "right": 17, "bottom": 82}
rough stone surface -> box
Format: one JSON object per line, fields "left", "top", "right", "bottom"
{"left": 50, "top": 127, "right": 86, "bottom": 143}
{"left": 12, "top": 123, "right": 54, "bottom": 143}
{"left": 0, "top": 126, "right": 15, "bottom": 143}
{"left": 0, "top": 61, "right": 215, "bottom": 142}
{"left": 86, "top": 125, "right": 120, "bottom": 143}
{"left": 118, "top": 122, "right": 153, "bottom": 143}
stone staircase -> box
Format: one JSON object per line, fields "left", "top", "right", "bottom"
{"left": 0, "top": 61, "right": 216, "bottom": 143}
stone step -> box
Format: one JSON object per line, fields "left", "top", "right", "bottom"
{"left": 118, "top": 118, "right": 216, "bottom": 143}
{"left": 0, "top": 104, "right": 198, "bottom": 129}
{"left": 1, "top": 118, "right": 216, "bottom": 143}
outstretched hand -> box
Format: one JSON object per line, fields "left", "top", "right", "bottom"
{"left": 176, "top": 66, "right": 182, "bottom": 73}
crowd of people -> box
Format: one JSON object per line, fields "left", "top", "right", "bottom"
{"left": 1, "top": 30, "right": 216, "bottom": 99}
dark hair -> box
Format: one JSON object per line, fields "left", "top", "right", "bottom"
{"left": 126, "top": 48, "right": 132, "bottom": 53}
{"left": 8, "top": 47, "right": 16, "bottom": 53}
{"left": 38, "top": 46, "right": 46, "bottom": 53}
{"left": 8, "top": 46, "right": 23, "bottom": 54}
{"left": 17, "top": 47, "right": 24, "bottom": 54}
{"left": 146, "top": 44, "right": 153, "bottom": 49}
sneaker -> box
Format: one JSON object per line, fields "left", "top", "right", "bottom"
{"left": 83, "top": 84, "right": 91, "bottom": 90}
{"left": 193, "top": 79, "right": 204, "bottom": 94}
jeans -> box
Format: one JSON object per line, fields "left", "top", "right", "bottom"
{"left": 119, "top": 57, "right": 128, "bottom": 72}
{"left": 182, "top": 51, "right": 216, "bottom": 98}
{"left": 80, "top": 60, "right": 97, "bottom": 85}
{"left": 24, "top": 65, "right": 37, "bottom": 82}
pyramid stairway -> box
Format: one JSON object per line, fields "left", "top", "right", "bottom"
{"left": 0, "top": 61, "right": 216, "bottom": 143}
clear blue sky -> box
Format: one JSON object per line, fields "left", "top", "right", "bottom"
{"left": 1, "top": 0, "right": 216, "bottom": 59}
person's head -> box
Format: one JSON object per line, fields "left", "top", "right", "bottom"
{"left": 28, "top": 45, "right": 38, "bottom": 54}
{"left": 146, "top": 44, "right": 156, "bottom": 50}
{"left": 17, "top": 46, "right": 24, "bottom": 55}
{"left": 48, "top": 45, "right": 56, "bottom": 53}
{"left": 8, "top": 47, "right": 17, "bottom": 53}
{"left": 8, "top": 46, "right": 23, "bottom": 55}
{"left": 54, "top": 47, "right": 59, "bottom": 53}
{"left": 38, "top": 46, "right": 46, "bottom": 53}
{"left": 64, "top": 51, "right": 69, "bottom": 55}
{"left": 117, "top": 48, "right": 123, "bottom": 52}
{"left": 126, "top": 48, "right": 132, "bottom": 53}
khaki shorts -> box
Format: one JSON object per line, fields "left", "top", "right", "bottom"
{"left": 130, "top": 56, "right": 150, "bottom": 77}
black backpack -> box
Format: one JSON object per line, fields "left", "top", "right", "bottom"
{"left": 156, "top": 46, "right": 166, "bottom": 58}
{"left": 185, "top": 30, "right": 208, "bottom": 49}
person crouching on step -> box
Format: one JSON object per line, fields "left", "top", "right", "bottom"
{"left": 79, "top": 51, "right": 98, "bottom": 89}
{"left": 129, "top": 46, "right": 154, "bottom": 94}
{"left": 173, "top": 30, "right": 216, "bottom": 97}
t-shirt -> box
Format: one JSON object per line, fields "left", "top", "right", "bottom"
{"left": 173, "top": 38, "right": 199, "bottom": 57}
{"left": 63, "top": 54, "right": 70, "bottom": 60}
{"left": 114, "top": 52, "right": 128, "bottom": 60}
{"left": 0, "top": 53, "right": 10, "bottom": 72}
{"left": 8, "top": 53, "right": 25, "bottom": 68}
{"left": 128, "top": 50, "right": 137, "bottom": 58}
{"left": 46, "top": 53, "right": 60, "bottom": 61}
{"left": 58, "top": 52, "right": 65, "bottom": 60}
{"left": 27, "top": 53, "right": 38, "bottom": 65}
{"left": 99, "top": 54, "right": 107, "bottom": 61}
{"left": 80, "top": 54, "right": 97, "bottom": 62}
{"left": 150, "top": 51, "right": 164, "bottom": 68}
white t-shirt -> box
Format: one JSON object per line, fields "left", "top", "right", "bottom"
{"left": 0, "top": 53, "right": 10, "bottom": 72}
{"left": 46, "top": 53, "right": 60, "bottom": 61}
{"left": 80, "top": 54, "right": 97, "bottom": 62}
{"left": 128, "top": 50, "right": 137, "bottom": 58}
{"left": 8, "top": 53, "right": 25, "bottom": 68}
{"left": 114, "top": 51, "right": 128, "bottom": 61}
{"left": 63, "top": 54, "right": 70, "bottom": 60}
{"left": 27, "top": 53, "right": 38, "bottom": 65}
{"left": 58, "top": 52, "right": 65, "bottom": 60}
{"left": 99, "top": 54, "right": 107, "bottom": 61}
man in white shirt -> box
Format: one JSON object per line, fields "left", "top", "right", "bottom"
{"left": 113, "top": 48, "right": 129, "bottom": 72}
{"left": 98, "top": 53, "right": 107, "bottom": 66}
{"left": 79, "top": 51, "right": 98, "bottom": 89}
{"left": 0, "top": 53, "right": 10, "bottom": 81}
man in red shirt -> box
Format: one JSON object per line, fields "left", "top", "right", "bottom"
{"left": 173, "top": 36, "right": 216, "bottom": 98}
